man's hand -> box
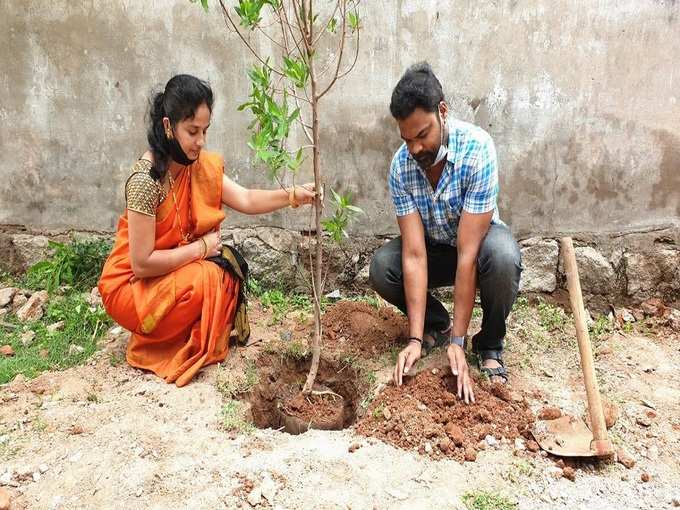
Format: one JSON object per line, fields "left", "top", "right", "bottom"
{"left": 393, "top": 341, "right": 422, "bottom": 386}
{"left": 447, "top": 344, "right": 475, "bottom": 404}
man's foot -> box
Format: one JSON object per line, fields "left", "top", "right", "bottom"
{"left": 480, "top": 358, "right": 508, "bottom": 384}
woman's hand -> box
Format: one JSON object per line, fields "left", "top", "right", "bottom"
{"left": 198, "top": 230, "right": 222, "bottom": 259}
{"left": 292, "top": 183, "right": 322, "bottom": 206}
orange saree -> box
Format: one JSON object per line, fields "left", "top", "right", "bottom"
{"left": 98, "top": 151, "right": 239, "bottom": 387}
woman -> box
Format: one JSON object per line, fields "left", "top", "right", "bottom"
{"left": 99, "top": 74, "right": 316, "bottom": 387}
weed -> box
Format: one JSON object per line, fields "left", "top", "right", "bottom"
{"left": 259, "top": 288, "right": 312, "bottom": 325}
{"left": 504, "top": 459, "right": 536, "bottom": 485}
{"left": 108, "top": 352, "right": 124, "bottom": 367}
{"left": 86, "top": 392, "right": 101, "bottom": 403}
{"left": 221, "top": 400, "right": 255, "bottom": 434}
{"left": 537, "top": 300, "right": 568, "bottom": 332}
{"left": 347, "top": 293, "right": 381, "bottom": 309}
{"left": 371, "top": 402, "right": 385, "bottom": 419}
{"left": 462, "top": 490, "right": 518, "bottom": 510}
{"left": 589, "top": 315, "right": 613, "bottom": 343}
{"left": 216, "top": 359, "right": 260, "bottom": 400}
{"left": 26, "top": 237, "right": 111, "bottom": 293}
{"left": 32, "top": 417, "right": 48, "bottom": 433}
{"left": 284, "top": 340, "right": 310, "bottom": 360}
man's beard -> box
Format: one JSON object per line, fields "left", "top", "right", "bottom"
{"left": 413, "top": 150, "right": 438, "bottom": 170}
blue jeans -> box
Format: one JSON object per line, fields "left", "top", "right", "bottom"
{"left": 368, "top": 224, "right": 522, "bottom": 357}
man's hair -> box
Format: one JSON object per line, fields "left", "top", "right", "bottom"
{"left": 389, "top": 62, "right": 445, "bottom": 120}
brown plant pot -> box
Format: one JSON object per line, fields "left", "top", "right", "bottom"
{"left": 278, "top": 384, "right": 345, "bottom": 435}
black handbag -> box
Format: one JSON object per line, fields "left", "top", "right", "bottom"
{"left": 206, "top": 244, "right": 251, "bottom": 345}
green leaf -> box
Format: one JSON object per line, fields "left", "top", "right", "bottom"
{"left": 327, "top": 18, "right": 338, "bottom": 33}
{"left": 348, "top": 12, "right": 360, "bottom": 31}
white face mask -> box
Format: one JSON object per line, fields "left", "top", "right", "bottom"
{"left": 430, "top": 108, "right": 448, "bottom": 167}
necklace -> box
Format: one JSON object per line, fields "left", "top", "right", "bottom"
{"left": 167, "top": 169, "right": 193, "bottom": 243}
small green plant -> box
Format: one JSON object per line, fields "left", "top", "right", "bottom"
{"left": 284, "top": 340, "right": 309, "bottom": 360}
{"left": 259, "top": 288, "right": 313, "bottom": 324}
{"left": 462, "top": 490, "right": 518, "bottom": 510}
{"left": 589, "top": 315, "right": 613, "bottom": 342}
{"left": 26, "top": 238, "right": 111, "bottom": 293}
{"left": 321, "top": 189, "right": 364, "bottom": 242}
{"left": 86, "top": 392, "right": 101, "bottom": 403}
{"left": 537, "top": 300, "right": 568, "bottom": 332}
{"left": 221, "top": 400, "right": 255, "bottom": 433}
{"left": 32, "top": 416, "right": 48, "bottom": 433}
{"left": 216, "top": 359, "right": 260, "bottom": 399}
{"left": 371, "top": 401, "right": 385, "bottom": 419}
{"left": 108, "top": 352, "right": 124, "bottom": 367}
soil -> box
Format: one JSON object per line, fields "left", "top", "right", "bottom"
{"left": 245, "top": 354, "right": 362, "bottom": 431}
{"left": 322, "top": 301, "right": 407, "bottom": 358}
{"left": 355, "top": 367, "right": 535, "bottom": 462}
{"left": 280, "top": 388, "right": 345, "bottom": 433}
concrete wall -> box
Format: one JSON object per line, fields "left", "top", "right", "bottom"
{"left": 1, "top": 0, "right": 679, "bottom": 237}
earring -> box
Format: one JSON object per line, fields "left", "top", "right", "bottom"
{"left": 165, "top": 128, "right": 172, "bottom": 140}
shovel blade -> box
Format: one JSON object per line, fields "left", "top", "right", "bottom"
{"left": 531, "top": 415, "right": 613, "bottom": 457}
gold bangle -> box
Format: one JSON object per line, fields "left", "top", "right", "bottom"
{"left": 288, "top": 186, "right": 300, "bottom": 209}
{"left": 199, "top": 237, "right": 208, "bottom": 259}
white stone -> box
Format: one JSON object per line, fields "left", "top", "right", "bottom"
{"left": 20, "top": 330, "right": 36, "bottom": 346}
{"left": 16, "top": 290, "right": 48, "bottom": 322}
{"left": 46, "top": 321, "right": 65, "bottom": 333}
{"left": 0, "top": 287, "right": 18, "bottom": 308}
{"left": 573, "top": 246, "right": 616, "bottom": 294}
{"left": 485, "top": 435, "right": 498, "bottom": 447}
{"left": 260, "top": 474, "right": 277, "bottom": 503}
{"left": 424, "top": 442, "right": 433, "bottom": 454}
{"left": 247, "top": 486, "right": 262, "bottom": 507}
{"left": 38, "top": 464, "right": 49, "bottom": 474}
{"left": 32, "top": 471, "right": 41, "bottom": 482}
{"left": 514, "top": 438, "right": 526, "bottom": 450}
{"left": 68, "top": 345, "right": 85, "bottom": 355}
{"left": 519, "top": 239, "right": 558, "bottom": 292}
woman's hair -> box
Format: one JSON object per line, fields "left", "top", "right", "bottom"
{"left": 389, "top": 62, "right": 444, "bottom": 120}
{"left": 147, "top": 74, "right": 214, "bottom": 180}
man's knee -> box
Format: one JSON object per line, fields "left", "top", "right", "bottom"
{"left": 368, "top": 241, "right": 402, "bottom": 291}
{"left": 479, "top": 227, "right": 522, "bottom": 279}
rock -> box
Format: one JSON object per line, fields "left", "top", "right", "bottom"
{"left": 416, "top": 403, "right": 427, "bottom": 411}
{"left": 87, "top": 287, "right": 102, "bottom": 307}
{"left": 353, "top": 264, "right": 370, "bottom": 286}
{"left": 38, "top": 464, "right": 49, "bottom": 474}
{"left": 11, "top": 294, "right": 27, "bottom": 312}
{"left": 68, "top": 345, "right": 85, "bottom": 356}
{"left": 444, "top": 423, "right": 464, "bottom": 446}
{"left": 573, "top": 246, "right": 616, "bottom": 294}
{"left": 616, "top": 448, "right": 635, "bottom": 468}
{"left": 0, "top": 287, "right": 18, "bottom": 308}
{"left": 32, "top": 471, "right": 41, "bottom": 482}
{"left": 562, "top": 466, "right": 576, "bottom": 481}
{"left": 640, "top": 297, "right": 665, "bottom": 317}
{"left": 438, "top": 438, "right": 452, "bottom": 453}
{"left": 0, "top": 470, "right": 12, "bottom": 486}
{"left": 519, "top": 239, "right": 558, "bottom": 292}
{"left": 526, "top": 440, "right": 540, "bottom": 452}
{"left": 672, "top": 496, "right": 680, "bottom": 507}
{"left": 614, "top": 308, "right": 636, "bottom": 324}
{"left": 431, "top": 368, "right": 439, "bottom": 375}
{"left": 538, "top": 406, "right": 561, "bottom": 420}
{"left": 424, "top": 442, "right": 433, "bottom": 454}
{"left": 382, "top": 407, "right": 392, "bottom": 420}
{"left": 464, "top": 447, "right": 477, "bottom": 462}
{"left": 0, "top": 345, "right": 14, "bottom": 357}
{"left": 11, "top": 234, "right": 52, "bottom": 271}
{"left": 585, "top": 400, "right": 619, "bottom": 429}
{"left": 477, "top": 409, "right": 492, "bottom": 423}
{"left": 547, "top": 466, "right": 564, "bottom": 480}
{"left": 484, "top": 435, "right": 498, "bottom": 448}
{"left": 260, "top": 474, "right": 277, "bottom": 503}
{"left": 46, "top": 321, "right": 65, "bottom": 334}
{"left": 640, "top": 472, "right": 651, "bottom": 483}
{"left": 625, "top": 249, "right": 680, "bottom": 298}
{"left": 0, "top": 487, "right": 11, "bottom": 510}
{"left": 135, "top": 488, "right": 143, "bottom": 497}
{"left": 636, "top": 415, "right": 652, "bottom": 427}
{"left": 247, "top": 486, "right": 262, "bottom": 507}
{"left": 514, "top": 438, "right": 526, "bottom": 451}
{"left": 20, "top": 331, "right": 35, "bottom": 347}
{"left": 641, "top": 399, "right": 656, "bottom": 410}
{"left": 348, "top": 443, "right": 361, "bottom": 453}
{"left": 16, "top": 291, "right": 48, "bottom": 322}
{"left": 667, "top": 308, "right": 680, "bottom": 331}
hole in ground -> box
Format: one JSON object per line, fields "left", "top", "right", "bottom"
{"left": 242, "top": 353, "right": 363, "bottom": 433}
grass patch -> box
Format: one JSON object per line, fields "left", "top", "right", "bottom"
{"left": 216, "top": 358, "right": 259, "bottom": 400}
{"left": 221, "top": 400, "right": 255, "bottom": 434}
{"left": 0, "top": 292, "right": 111, "bottom": 384}
{"left": 462, "top": 490, "right": 518, "bottom": 510}
{"left": 537, "top": 300, "right": 568, "bottom": 332}
{"left": 258, "top": 288, "right": 313, "bottom": 325}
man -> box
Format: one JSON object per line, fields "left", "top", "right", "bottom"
{"left": 369, "top": 62, "right": 522, "bottom": 403}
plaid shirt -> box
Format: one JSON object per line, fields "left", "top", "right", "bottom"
{"left": 388, "top": 119, "right": 501, "bottom": 246}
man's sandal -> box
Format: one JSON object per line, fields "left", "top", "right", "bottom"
{"left": 472, "top": 342, "right": 509, "bottom": 383}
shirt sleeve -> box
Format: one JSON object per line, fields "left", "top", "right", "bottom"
{"left": 388, "top": 153, "right": 417, "bottom": 217}
{"left": 462, "top": 134, "right": 499, "bottom": 214}
{"left": 125, "top": 171, "right": 160, "bottom": 216}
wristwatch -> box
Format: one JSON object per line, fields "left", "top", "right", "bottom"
{"left": 448, "top": 335, "right": 465, "bottom": 348}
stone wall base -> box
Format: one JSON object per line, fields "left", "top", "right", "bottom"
{"left": 1, "top": 224, "right": 678, "bottom": 304}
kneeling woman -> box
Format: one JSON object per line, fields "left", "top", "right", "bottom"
{"left": 99, "top": 74, "right": 316, "bottom": 387}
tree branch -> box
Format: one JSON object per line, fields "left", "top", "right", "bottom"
{"left": 316, "top": 0, "right": 348, "bottom": 100}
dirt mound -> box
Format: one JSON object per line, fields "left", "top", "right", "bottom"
{"left": 322, "top": 301, "right": 407, "bottom": 357}
{"left": 355, "top": 368, "right": 535, "bottom": 462}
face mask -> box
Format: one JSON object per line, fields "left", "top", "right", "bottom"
{"left": 166, "top": 127, "right": 196, "bottom": 166}
{"left": 430, "top": 108, "right": 448, "bottom": 168}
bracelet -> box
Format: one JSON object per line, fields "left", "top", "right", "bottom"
{"left": 199, "top": 237, "right": 208, "bottom": 259}
{"left": 288, "top": 186, "right": 300, "bottom": 209}
{"left": 408, "top": 336, "right": 422, "bottom": 345}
